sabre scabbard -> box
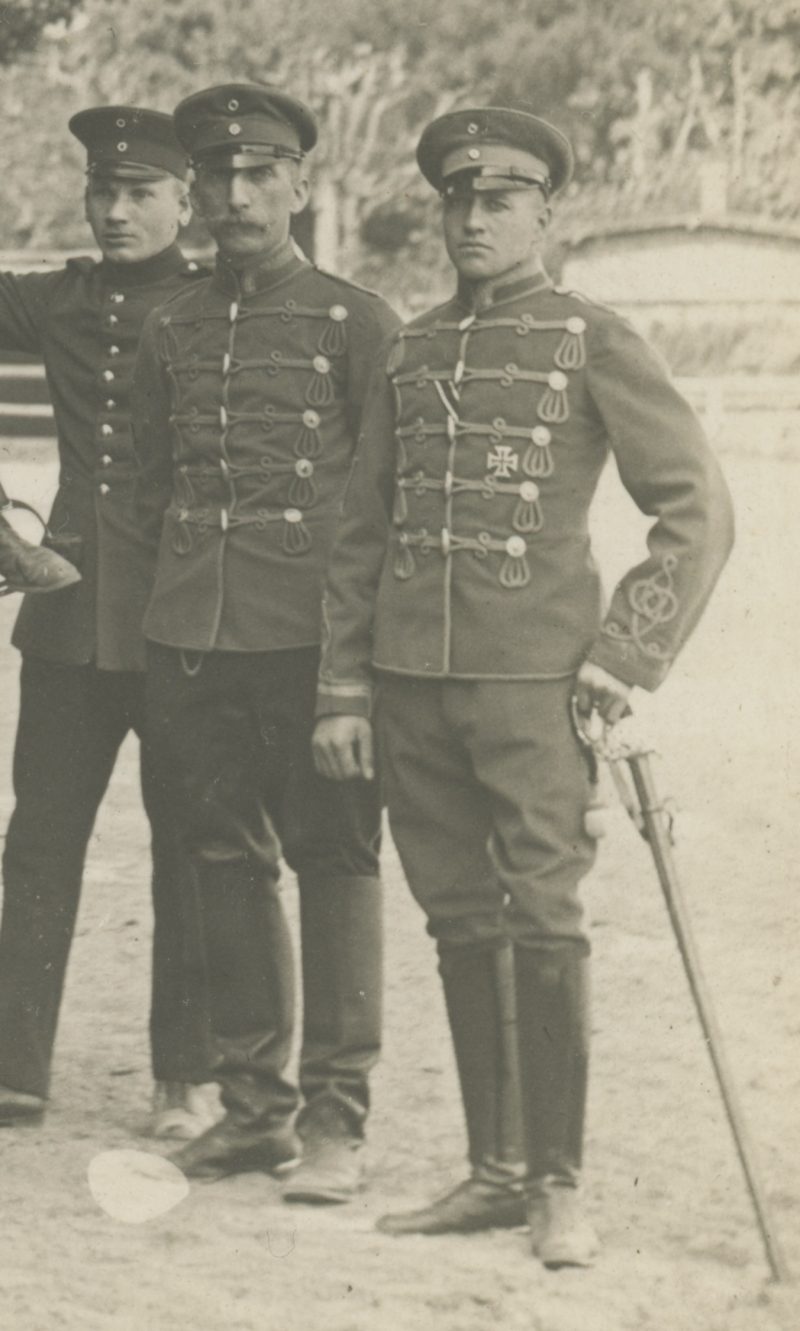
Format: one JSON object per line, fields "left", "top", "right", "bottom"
{"left": 571, "top": 700, "right": 790, "bottom": 1284}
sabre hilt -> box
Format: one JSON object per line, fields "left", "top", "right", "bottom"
{"left": 569, "top": 697, "right": 675, "bottom": 844}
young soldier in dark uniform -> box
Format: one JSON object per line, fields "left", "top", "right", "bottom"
{"left": 0, "top": 107, "right": 215, "bottom": 1138}
{"left": 313, "top": 107, "right": 735, "bottom": 1265}
{"left": 132, "top": 84, "right": 399, "bottom": 1192}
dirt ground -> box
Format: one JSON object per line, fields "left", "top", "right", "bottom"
{"left": 0, "top": 447, "right": 798, "bottom": 1331}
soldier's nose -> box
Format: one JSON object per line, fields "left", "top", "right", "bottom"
{"left": 462, "top": 202, "right": 486, "bottom": 231}
{"left": 106, "top": 196, "right": 130, "bottom": 220}
{"left": 227, "top": 175, "right": 251, "bottom": 208}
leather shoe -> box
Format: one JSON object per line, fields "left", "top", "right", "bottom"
{"left": 282, "top": 1130, "right": 364, "bottom": 1204}
{"left": 0, "top": 1083, "right": 46, "bottom": 1125}
{"left": 528, "top": 1183, "right": 598, "bottom": 1268}
{"left": 376, "top": 1176, "right": 526, "bottom": 1235}
{"left": 170, "top": 1114, "right": 300, "bottom": 1181}
{"left": 149, "top": 1082, "right": 221, "bottom": 1141}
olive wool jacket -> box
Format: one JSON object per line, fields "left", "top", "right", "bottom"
{"left": 131, "top": 244, "right": 399, "bottom": 653}
{"left": 317, "top": 261, "right": 735, "bottom": 717}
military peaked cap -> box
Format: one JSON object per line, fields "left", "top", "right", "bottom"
{"left": 417, "top": 107, "right": 573, "bottom": 197}
{"left": 69, "top": 106, "right": 189, "bottom": 180}
{"left": 173, "top": 83, "right": 318, "bottom": 168}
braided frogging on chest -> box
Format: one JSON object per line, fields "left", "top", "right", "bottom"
{"left": 157, "top": 295, "right": 353, "bottom": 557}
{"left": 388, "top": 306, "right": 586, "bottom": 587}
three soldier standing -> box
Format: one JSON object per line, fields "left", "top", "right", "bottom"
{"left": 0, "top": 85, "right": 734, "bottom": 1267}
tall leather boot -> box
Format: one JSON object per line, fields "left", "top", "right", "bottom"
{"left": 0, "top": 505, "right": 80, "bottom": 596}
{"left": 170, "top": 859, "right": 300, "bottom": 1180}
{"left": 514, "top": 945, "right": 598, "bottom": 1268}
{"left": 147, "top": 809, "right": 216, "bottom": 1141}
{"left": 147, "top": 854, "right": 217, "bottom": 1142}
{"left": 377, "top": 944, "right": 527, "bottom": 1234}
{"left": 283, "top": 873, "right": 383, "bottom": 1203}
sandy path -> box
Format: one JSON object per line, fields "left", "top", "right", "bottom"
{"left": 0, "top": 450, "right": 797, "bottom": 1331}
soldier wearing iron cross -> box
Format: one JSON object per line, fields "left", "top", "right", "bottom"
{"left": 0, "top": 107, "right": 216, "bottom": 1137}
{"left": 131, "top": 84, "right": 399, "bottom": 1192}
{"left": 313, "top": 107, "right": 734, "bottom": 1266}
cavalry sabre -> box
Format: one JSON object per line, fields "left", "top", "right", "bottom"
{"left": 576, "top": 708, "right": 790, "bottom": 1283}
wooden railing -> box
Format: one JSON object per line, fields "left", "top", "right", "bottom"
{"left": 0, "top": 357, "right": 54, "bottom": 439}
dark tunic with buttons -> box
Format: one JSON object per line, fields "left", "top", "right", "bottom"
{"left": 0, "top": 246, "right": 214, "bottom": 1094}
{"left": 131, "top": 244, "right": 400, "bottom": 651}
{"left": 317, "top": 261, "right": 735, "bottom": 716}
{"left": 0, "top": 244, "right": 204, "bottom": 670}
{"left": 129, "top": 243, "right": 398, "bottom": 1125}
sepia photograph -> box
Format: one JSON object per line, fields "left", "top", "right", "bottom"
{"left": 0, "top": 2, "right": 797, "bottom": 1328}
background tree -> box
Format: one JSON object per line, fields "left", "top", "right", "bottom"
{"left": 0, "top": 0, "right": 797, "bottom": 308}
{"left": 0, "top": 0, "right": 79, "bottom": 64}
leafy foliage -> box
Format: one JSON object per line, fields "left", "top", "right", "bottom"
{"left": 0, "top": 1, "right": 79, "bottom": 65}
{"left": 0, "top": 0, "right": 797, "bottom": 306}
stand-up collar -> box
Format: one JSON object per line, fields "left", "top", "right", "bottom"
{"left": 213, "top": 239, "right": 306, "bottom": 297}
{"left": 99, "top": 241, "right": 187, "bottom": 288}
{"left": 456, "top": 255, "right": 552, "bottom": 313}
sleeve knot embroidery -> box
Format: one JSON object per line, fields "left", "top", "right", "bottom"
{"left": 604, "top": 555, "right": 679, "bottom": 660}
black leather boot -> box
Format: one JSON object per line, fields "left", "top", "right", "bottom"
{"left": 0, "top": 504, "right": 80, "bottom": 596}
{"left": 377, "top": 945, "right": 526, "bottom": 1235}
{"left": 514, "top": 946, "right": 598, "bottom": 1268}
{"left": 171, "top": 1113, "right": 300, "bottom": 1181}
{"left": 170, "top": 858, "right": 299, "bottom": 1180}
{"left": 282, "top": 1098, "right": 365, "bottom": 1204}
{"left": 283, "top": 874, "right": 382, "bottom": 1204}
{"left": 376, "top": 1170, "right": 527, "bottom": 1236}
{"left": 0, "top": 1083, "right": 46, "bottom": 1125}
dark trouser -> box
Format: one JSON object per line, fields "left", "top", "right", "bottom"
{"left": 377, "top": 675, "right": 594, "bottom": 1188}
{"left": 0, "top": 657, "right": 211, "bottom": 1098}
{"left": 146, "top": 643, "right": 383, "bottom": 1132}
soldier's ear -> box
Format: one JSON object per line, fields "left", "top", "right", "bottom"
{"left": 176, "top": 181, "right": 192, "bottom": 228}
{"left": 289, "top": 169, "right": 310, "bottom": 217}
{"left": 535, "top": 195, "right": 552, "bottom": 235}
{"left": 187, "top": 172, "right": 205, "bottom": 219}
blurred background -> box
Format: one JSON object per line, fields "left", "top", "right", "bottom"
{"left": 0, "top": 12, "right": 798, "bottom": 1328}
{"left": 1, "top": 0, "right": 799, "bottom": 452}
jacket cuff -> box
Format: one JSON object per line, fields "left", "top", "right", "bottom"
{"left": 584, "top": 633, "right": 671, "bottom": 693}
{"left": 315, "top": 681, "right": 373, "bottom": 720}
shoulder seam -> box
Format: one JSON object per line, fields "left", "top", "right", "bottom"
{"left": 152, "top": 281, "right": 209, "bottom": 313}
{"left": 311, "top": 265, "right": 381, "bottom": 297}
{"left": 403, "top": 299, "right": 455, "bottom": 330}
{"left": 553, "top": 284, "right": 617, "bottom": 315}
